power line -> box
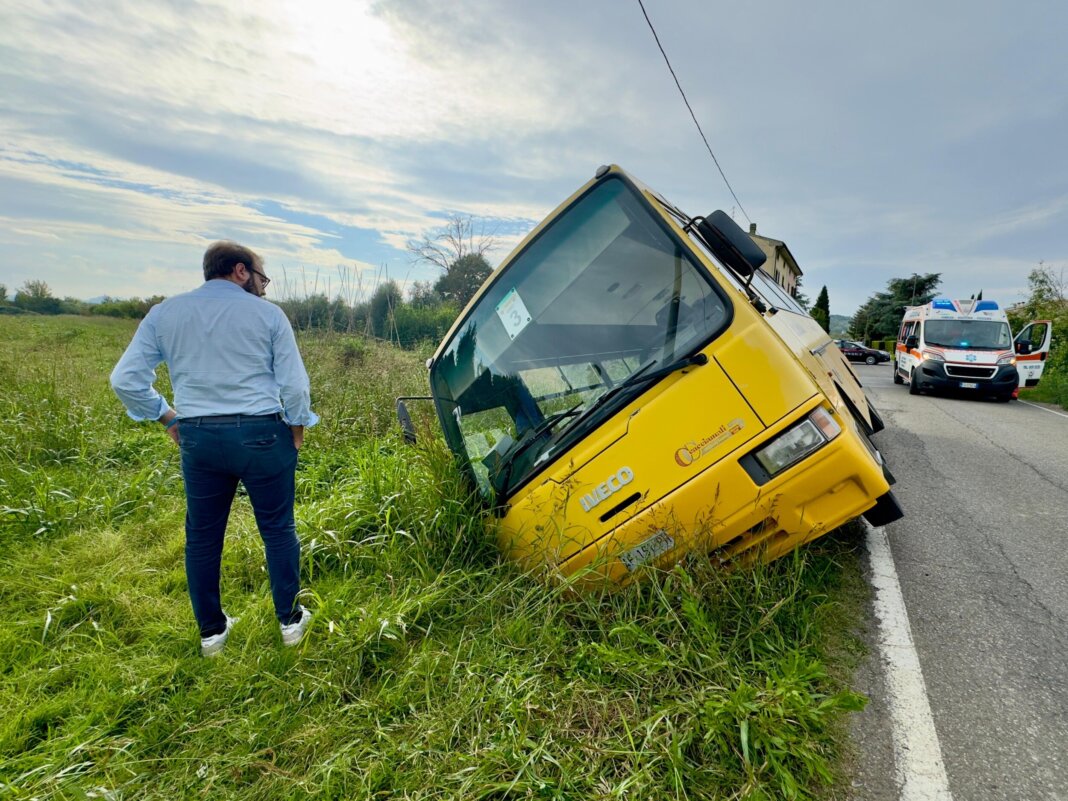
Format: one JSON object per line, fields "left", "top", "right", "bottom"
{"left": 636, "top": 0, "right": 751, "bottom": 224}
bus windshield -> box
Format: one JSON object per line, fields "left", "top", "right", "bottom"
{"left": 925, "top": 319, "right": 1011, "bottom": 350}
{"left": 430, "top": 176, "right": 732, "bottom": 499}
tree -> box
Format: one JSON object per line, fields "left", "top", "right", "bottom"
{"left": 91, "top": 295, "right": 166, "bottom": 319}
{"left": 408, "top": 280, "right": 440, "bottom": 308}
{"left": 1020, "top": 262, "right": 1066, "bottom": 314}
{"left": 792, "top": 276, "right": 810, "bottom": 310}
{"left": 0, "top": 284, "right": 7, "bottom": 304}
{"left": 409, "top": 214, "right": 497, "bottom": 308}
{"left": 849, "top": 273, "right": 941, "bottom": 343}
{"left": 812, "top": 285, "right": 831, "bottom": 332}
{"left": 434, "top": 253, "right": 492, "bottom": 307}
{"left": 407, "top": 214, "right": 497, "bottom": 274}
{"left": 1008, "top": 263, "right": 1068, "bottom": 402}
{"left": 393, "top": 301, "right": 460, "bottom": 346}
{"left": 19, "top": 279, "right": 52, "bottom": 298}
{"left": 369, "top": 280, "right": 402, "bottom": 342}
{"left": 14, "top": 279, "right": 62, "bottom": 314}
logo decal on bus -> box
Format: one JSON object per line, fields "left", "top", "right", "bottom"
{"left": 579, "top": 467, "right": 635, "bottom": 512}
{"left": 674, "top": 419, "right": 746, "bottom": 466}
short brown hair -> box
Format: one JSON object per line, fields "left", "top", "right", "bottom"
{"left": 202, "top": 241, "right": 263, "bottom": 281}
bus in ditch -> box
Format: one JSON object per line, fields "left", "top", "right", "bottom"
{"left": 401, "top": 164, "right": 903, "bottom": 587}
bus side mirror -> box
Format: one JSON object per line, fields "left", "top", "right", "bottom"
{"left": 905, "top": 336, "right": 919, "bottom": 349}
{"left": 396, "top": 396, "right": 432, "bottom": 444}
{"left": 1015, "top": 341, "right": 1032, "bottom": 355}
{"left": 696, "top": 211, "right": 767, "bottom": 278}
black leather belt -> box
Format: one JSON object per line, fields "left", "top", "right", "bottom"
{"left": 180, "top": 413, "right": 284, "bottom": 425}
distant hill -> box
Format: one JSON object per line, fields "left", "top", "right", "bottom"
{"left": 829, "top": 314, "right": 850, "bottom": 336}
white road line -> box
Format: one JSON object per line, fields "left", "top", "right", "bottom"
{"left": 1017, "top": 399, "right": 1068, "bottom": 419}
{"left": 866, "top": 523, "right": 954, "bottom": 801}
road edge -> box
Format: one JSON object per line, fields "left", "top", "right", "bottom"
{"left": 864, "top": 521, "right": 954, "bottom": 801}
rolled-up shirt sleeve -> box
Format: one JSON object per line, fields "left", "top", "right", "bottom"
{"left": 272, "top": 312, "right": 319, "bottom": 427}
{"left": 110, "top": 309, "right": 172, "bottom": 422}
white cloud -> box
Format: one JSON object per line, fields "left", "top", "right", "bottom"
{"left": 0, "top": 0, "right": 1066, "bottom": 314}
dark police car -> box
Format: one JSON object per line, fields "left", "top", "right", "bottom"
{"left": 835, "top": 339, "right": 891, "bottom": 365}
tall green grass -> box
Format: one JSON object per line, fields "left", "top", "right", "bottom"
{"left": 1, "top": 316, "right": 869, "bottom": 800}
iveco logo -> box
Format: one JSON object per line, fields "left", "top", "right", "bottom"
{"left": 580, "top": 466, "right": 635, "bottom": 512}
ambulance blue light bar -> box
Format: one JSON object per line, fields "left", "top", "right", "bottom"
{"left": 931, "top": 298, "right": 956, "bottom": 310}
{"left": 975, "top": 300, "right": 999, "bottom": 311}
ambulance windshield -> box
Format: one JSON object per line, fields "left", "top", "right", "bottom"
{"left": 925, "top": 319, "right": 1011, "bottom": 350}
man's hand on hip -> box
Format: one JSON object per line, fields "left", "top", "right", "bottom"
{"left": 159, "top": 410, "right": 180, "bottom": 445}
{"left": 291, "top": 425, "right": 304, "bottom": 450}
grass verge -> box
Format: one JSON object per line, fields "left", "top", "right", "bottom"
{"left": 0, "top": 316, "right": 870, "bottom": 800}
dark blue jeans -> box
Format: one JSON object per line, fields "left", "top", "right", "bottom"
{"left": 178, "top": 415, "right": 302, "bottom": 637}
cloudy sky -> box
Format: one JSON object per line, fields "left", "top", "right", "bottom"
{"left": 1, "top": 0, "right": 1066, "bottom": 315}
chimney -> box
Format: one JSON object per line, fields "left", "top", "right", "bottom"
{"left": 749, "top": 223, "right": 757, "bottom": 235}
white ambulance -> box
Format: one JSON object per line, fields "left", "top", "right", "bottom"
{"left": 894, "top": 298, "right": 1052, "bottom": 401}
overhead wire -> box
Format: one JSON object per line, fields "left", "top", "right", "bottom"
{"left": 636, "top": 0, "right": 751, "bottom": 224}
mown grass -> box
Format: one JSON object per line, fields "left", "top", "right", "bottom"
{"left": 0, "top": 315, "right": 870, "bottom": 800}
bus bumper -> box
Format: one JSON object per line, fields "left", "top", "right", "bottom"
{"left": 553, "top": 418, "right": 896, "bottom": 586}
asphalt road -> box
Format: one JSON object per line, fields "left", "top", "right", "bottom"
{"left": 848, "top": 363, "right": 1068, "bottom": 801}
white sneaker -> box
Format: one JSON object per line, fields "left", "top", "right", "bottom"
{"left": 280, "top": 605, "right": 312, "bottom": 647}
{"left": 200, "top": 615, "right": 238, "bottom": 657}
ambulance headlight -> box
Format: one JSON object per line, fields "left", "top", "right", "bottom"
{"left": 753, "top": 408, "right": 841, "bottom": 476}
{"left": 922, "top": 350, "right": 945, "bottom": 362}
{"left": 997, "top": 354, "right": 1016, "bottom": 365}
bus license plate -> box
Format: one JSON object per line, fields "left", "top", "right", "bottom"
{"left": 620, "top": 530, "right": 675, "bottom": 572}
{"left": 960, "top": 382, "right": 978, "bottom": 389}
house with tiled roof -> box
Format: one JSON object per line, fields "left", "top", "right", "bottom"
{"left": 747, "top": 223, "right": 802, "bottom": 298}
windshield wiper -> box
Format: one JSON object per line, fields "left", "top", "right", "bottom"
{"left": 576, "top": 351, "right": 709, "bottom": 424}
{"left": 490, "top": 403, "right": 582, "bottom": 495}
{"left": 489, "top": 353, "right": 707, "bottom": 498}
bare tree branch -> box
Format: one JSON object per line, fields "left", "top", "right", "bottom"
{"left": 407, "top": 215, "right": 498, "bottom": 273}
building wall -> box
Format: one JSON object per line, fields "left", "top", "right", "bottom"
{"left": 748, "top": 231, "right": 800, "bottom": 297}
{"left": 769, "top": 249, "right": 798, "bottom": 296}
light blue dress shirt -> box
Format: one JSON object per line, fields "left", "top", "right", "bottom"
{"left": 110, "top": 279, "right": 319, "bottom": 427}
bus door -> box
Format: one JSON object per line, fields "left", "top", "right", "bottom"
{"left": 1014, "top": 320, "right": 1053, "bottom": 388}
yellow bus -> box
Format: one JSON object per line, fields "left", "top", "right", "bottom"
{"left": 403, "top": 165, "right": 902, "bottom": 586}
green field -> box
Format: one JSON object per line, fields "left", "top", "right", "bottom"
{"left": 0, "top": 316, "right": 871, "bottom": 800}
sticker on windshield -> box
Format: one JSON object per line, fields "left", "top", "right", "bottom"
{"left": 496, "top": 288, "right": 532, "bottom": 340}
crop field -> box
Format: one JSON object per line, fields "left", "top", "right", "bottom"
{"left": 1, "top": 316, "right": 871, "bottom": 800}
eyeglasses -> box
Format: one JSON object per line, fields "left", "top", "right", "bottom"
{"left": 247, "top": 266, "right": 271, "bottom": 288}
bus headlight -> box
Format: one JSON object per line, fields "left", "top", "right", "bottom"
{"left": 753, "top": 407, "right": 842, "bottom": 476}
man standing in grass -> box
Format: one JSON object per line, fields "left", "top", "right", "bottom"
{"left": 110, "top": 241, "right": 317, "bottom": 657}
